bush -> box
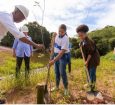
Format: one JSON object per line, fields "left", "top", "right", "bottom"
{"left": 71, "top": 48, "right": 82, "bottom": 58}
{"left": 96, "top": 39, "right": 109, "bottom": 55}
{"left": 109, "top": 38, "right": 115, "bottom": 50}
{"left": 0, "top": 32, "right": 14, "bottom": 47}
{"left": 75, "top": 49, "right": 82, "bottom": 58}
{"left": 71, "top": 49, "right": 77, "bottom": 58}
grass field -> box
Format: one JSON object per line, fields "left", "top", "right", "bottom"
{"left": 0, "top": 50, "right": 115, "bottom": 104}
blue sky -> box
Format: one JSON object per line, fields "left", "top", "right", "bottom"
{"left": 0, "top": 0, "right": 115, "bottom": 37}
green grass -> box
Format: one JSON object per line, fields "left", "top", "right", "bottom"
{"left": 0, "top": 51, "right": 115, "bottom": 103}
{"left": 0, "top": 51, "right": 49, "bottom": 76}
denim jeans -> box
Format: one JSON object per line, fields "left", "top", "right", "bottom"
{"left": 88, "top": 66, "right": 96, "bottom": 83}
{"left": 54, "top": 54, "right": 68, "bottom": 89}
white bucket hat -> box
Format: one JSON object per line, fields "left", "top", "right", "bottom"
{"left": 15, "top": 5, "right": 29, "bottom": 19}
{"left": 20, "top": 26, "right": 29, "bottom": 32}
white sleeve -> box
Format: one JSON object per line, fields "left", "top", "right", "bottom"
{"left": 61, "top": 36, "right": 69, "bottom": 51}
{"left": 0, "top": 13, "right": 25, "bottom": 39}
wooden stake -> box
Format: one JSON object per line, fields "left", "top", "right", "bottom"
{"left": 36, "top": 83, "right": 45, "bottom": 104}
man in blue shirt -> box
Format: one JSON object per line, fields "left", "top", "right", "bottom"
{"left": 13, "top": 26, "right": 33, "bottom": 78}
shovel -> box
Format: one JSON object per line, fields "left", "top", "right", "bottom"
{"left": 80, "top": 46, "right": 103, "bottom": 101}
{"left": 80, "top": 46, "right": 95, "bottom": 100}
{"left": 36, "top": 65, "right": 51, "bottom": 104}
{"left": 44, "top": 64, "right": 51, "bottom": 104}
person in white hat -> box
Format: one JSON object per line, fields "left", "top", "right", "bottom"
{"left": 13, "top": 25, "right": 33, "bottom": 78}
{"left": 0, "top": 5, "right": 43, "bottom": 49}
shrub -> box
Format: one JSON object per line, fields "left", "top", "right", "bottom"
{"left": 96, "top": 39, "right": 109, "bottom": 55}
{"left": 109, "top": 38, "right": 115, "bottom": 50}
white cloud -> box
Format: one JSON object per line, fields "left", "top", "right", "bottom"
{"left": 0, "top": 0, "right": 115, "bottom": 37}
{"left": 96, "top": 3, "right": 115, "bottom": 28}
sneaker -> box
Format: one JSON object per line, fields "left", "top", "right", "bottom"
{"left": 64, "top": 89, "right": 69, "bottom": 96}
{"left": 51, "top": 87, "right": 59, "bottom": 92}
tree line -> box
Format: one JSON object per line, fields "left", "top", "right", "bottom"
{"left": 1, "top": 23, "right": 115, "bottom": 58}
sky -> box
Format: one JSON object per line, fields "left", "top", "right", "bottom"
{"left": 0, "top": 0, "right": 115, "bottom": 37}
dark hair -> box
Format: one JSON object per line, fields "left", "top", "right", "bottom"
{"left": 76, "top": 24, "right": 89, "bottom": 33}
{"left": 59, "top": 24, "right": 67, "bottom": 31}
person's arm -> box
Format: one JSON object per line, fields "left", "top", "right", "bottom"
{"left": 49, "top": 36, "right": 69, "bottom": 66}
{"left": 19, "top": 37, "right": 41, "bottom": 48}
{"left": 0, "top": 13, "right": 41, "bottom": 48}
{"left": 85, "top": 41, "right": 94, "bottom": 66}
{"left": 54, "top": 49, "right": 66, "bottom": 62}
{"left": 85, "top": 54, "right": 91, "bottom": 66}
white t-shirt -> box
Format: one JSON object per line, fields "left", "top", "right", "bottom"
{"left": 54, "top": 34, "right": 69, "bottom": 53}
{"left": 0, "top": 11, "right": 25, "bottom": 41}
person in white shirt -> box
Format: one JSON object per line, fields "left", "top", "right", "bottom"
{"left": 0, "top": 5, "right": 43, "bottom": 49}
{"left": 49, "top": 24, "right": 69, "bottom": 96}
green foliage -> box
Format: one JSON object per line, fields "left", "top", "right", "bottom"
{"left": 0, "top": 32, "right": 14, "bottom": 47}
{"left": 109, "top": 38, "right": 115, "bottom": 50}
{"left": 75, "top": 49, "right": 82, "bottom": 58}
{"left": 26, "top": 22, "right": 51, "bottom": 48}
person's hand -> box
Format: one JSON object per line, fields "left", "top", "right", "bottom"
{"left": 49, "top": 59, "right": 55, "bottom": 67}
{"left": 13, "top": 53, "right": 16, "bottom": 57}
{"left": 85, "top": 61, "right": 88, "bottom": 67}
{"left": 30, "top": 53, "right": 33, "bottom": 57}
{"left": 35, "top": 44, "right": 45, "bottom": 49}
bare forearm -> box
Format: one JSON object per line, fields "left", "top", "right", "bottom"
{"left": 53, "top": 50, "right": 66, "bottom": 62}
{"left": 86, "top": 54, "right": 91, "bottom": 63}
{"left": 19, "top": 37, "right": 37, "bottom": 48}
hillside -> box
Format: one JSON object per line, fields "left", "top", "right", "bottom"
{"left": 70, "top": 26, "right": 115, "bottom": 58}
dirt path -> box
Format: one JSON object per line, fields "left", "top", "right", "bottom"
{"left": 0, "top": 46, "right": 12, "bottom": 52}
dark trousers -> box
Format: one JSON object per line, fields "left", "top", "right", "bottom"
{"left": 68, "top": 62, "right": 71, "bottom": 73}
{"left": 67, "top": 52, "right": 71, "bottom": 73}
{"left": 16, "top": 56, "right": 30, "bottom": 78}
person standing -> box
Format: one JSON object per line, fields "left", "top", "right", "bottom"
{"left": 49, "top": 24, "right": 69, "bottom": 95}
{"left": 76, "top": 24, "right": 100, "bottom": 92}
{"left": 13, "top": 26, "right": 33, "bottom": 78}
{"left": 0, "top": 5, "right": 43, "bottom": 49}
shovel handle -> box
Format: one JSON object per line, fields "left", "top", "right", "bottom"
{"left": 80, "top": 46, "right": 91, "bottom": 83}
